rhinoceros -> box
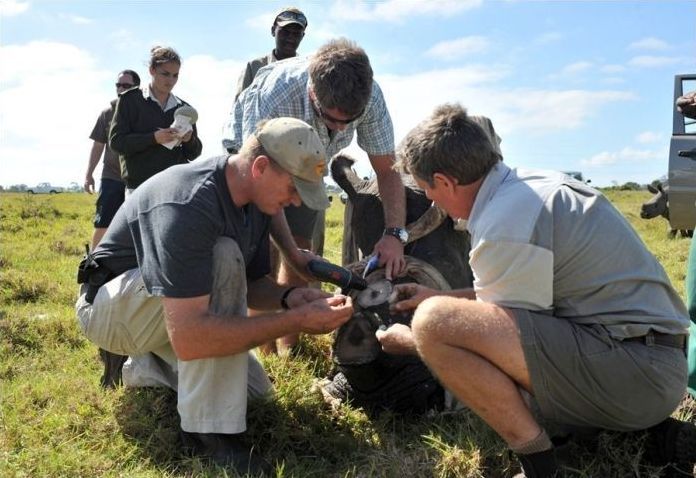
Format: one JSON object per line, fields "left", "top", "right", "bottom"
{"left": 320, "top": 116, "right": 501, "bottom": 414}
{"left": 641, "top": 182, "right": 693, "bottom": 238}
{"left": 321, "top": 154, "right": 475, "bottom": 414}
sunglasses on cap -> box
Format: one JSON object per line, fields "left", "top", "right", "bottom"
{"left": 275, "top": 10, "right": 307, "bottom": 27}
{"left": 311, "top": 95, "right": 363, "bottom": 125}
{"left": 115, "top": 82, "right": 134, "bottom": 89}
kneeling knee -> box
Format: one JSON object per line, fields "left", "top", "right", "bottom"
{"left": 411, "top": 296, "right": 454, "bottom": 346}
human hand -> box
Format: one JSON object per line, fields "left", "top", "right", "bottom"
{"left": 284, "top": 287, "right": 331, "bottom": 309}
{"left": 154, "top": 128, "right": 181, "bottom": 145}
{"left": 372, "top": 235, "right": 405, "bottom": 280}
{"left": 84, "top": 175, "right": 95, "bottom": 194}
{"left": 289, "top": 248, "right": 325, "bottom": 282}
{"left": 389, "top": 283, "right": 439, "bottom": 313}
{"left": 375, "top": 323, "right": 417, "bottom": 355}
{"left": 181, "top": 129, "right": 193, "bottom": 143}
{"left": 677, "top": 91, "right": 696, "bottom": 119}
{"left": 293, "top": 295, "right": 353, "bottom": 334}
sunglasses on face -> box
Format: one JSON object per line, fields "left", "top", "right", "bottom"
{"left": 311, "top": 96, "right": 363, "bottom": 125}
{"left": 115, "top": 83, "right": 134, "bottom": 89}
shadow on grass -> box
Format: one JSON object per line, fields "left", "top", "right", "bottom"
{"left": 113, "top": 385, "right": 384, "bottom": 477}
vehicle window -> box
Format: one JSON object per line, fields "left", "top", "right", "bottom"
{"left": 683, "top": 78, "right": 696, "bottom": 135}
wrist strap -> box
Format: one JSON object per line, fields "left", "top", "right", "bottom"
{"left": 280, "top": 287, "right": 297, "bottom": 310}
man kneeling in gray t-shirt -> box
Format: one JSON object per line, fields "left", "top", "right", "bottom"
{"left": 76, "top": 118, "right": 353, "bottom": 474}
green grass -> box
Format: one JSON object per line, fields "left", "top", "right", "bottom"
{"left": 1, "top": 190, "right": 694, "bottom": 477}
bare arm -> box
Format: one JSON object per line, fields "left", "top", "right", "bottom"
{"left": 269, "top": 212, "right": 320, "bottom": 281}
{"left": 369, "top": 153, "right": 406, "bottom": 279}
{"left": 162, "top": 286, "right": 353, "bottom": 361}
{"left": 84, "top": 141, "right": 105, "bottom": 193}
{"left": 390, "top": 283, "right": 476, "bottom": 313}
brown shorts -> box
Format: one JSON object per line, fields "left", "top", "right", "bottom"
{"left": 514, "top": 309, "right": 687, "bottom": 431}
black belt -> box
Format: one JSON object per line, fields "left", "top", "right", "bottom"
{"left": 623, "top": 331, "right": 687, "bottom": 349}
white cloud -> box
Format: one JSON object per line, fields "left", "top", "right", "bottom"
{"left": 329, "top": 0, "right": 482, "bottom": 23}
{"left": 560, "top": 61, "right": 593, "bottom": 76}
{"left": 629, "top": 37, "right": 670, "bottom": 51}
{"left": 109, "top": 28, "right": 141, "bottom": 53}
{"left": 175, "top": 54, "right": 245, "bottom": 158}
{"left": 0, "top": 42, "right": 110, "bottom": 186}
{"left": 0, "top": 40, "right": 95, "bottom": 85}
{"left": 0, "top": 0, "right": 28, "bottom": 16}
{"left": 636, "top": 131, "right": 663, "bottom": 144}
{"left": 337, "top": 67, "right": 634, "bottom": 178}
{"left": 58, "top": 13, "right": 92, "bottom": 24}
{"left": 245, "top": 12, "right": 272, "bottom": 30}
{"left": 581, "top": 147, "right": 665, "bottom": 167}
{"left": 628, "top": 55, "right": 681, "bottom": 68}
{"left": 425, "top": 36, "right": 489, "bottom": 61}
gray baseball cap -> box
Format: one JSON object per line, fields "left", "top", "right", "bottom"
{"left": 255, "top": 117, "right": 329, "bottom": 210}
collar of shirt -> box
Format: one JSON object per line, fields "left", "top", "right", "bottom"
{"left": 269, "top": 49, "right": 300, "bottom": 64}
{"left": 467, "top": 161, "right": 511, "bottom": 233}
{"left": 142, "top": 85, "right": 182, "bottom": 112}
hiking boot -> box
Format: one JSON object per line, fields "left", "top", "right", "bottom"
{"left": 98, "top": 348, "right": 127, "bottom": 389}
{"left": 645, "top": 417, "right": 696, "bottom": 476}
{"left": 512, "top": 448, "right": 559, "bottom": 478}
{"left": 180, "top": 430, "right": 270, "bottom": 475}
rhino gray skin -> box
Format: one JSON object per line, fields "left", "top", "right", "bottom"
{"left": 641, "top": 183, "right": 693, "bottom": 238}
{"left": 325, "top": 154, "right": 475, "bottom": 414}
{"left": 330, "top": 153, "right": 474, "bottom": 288}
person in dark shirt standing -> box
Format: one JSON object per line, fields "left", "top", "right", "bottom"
{"left": 234, "top": 7, "right": 307, "bottom": 102}
{"left": 85, "top": 69, "right": 140, "bottom": 250}
{"left": 234, "top": 7, "right": 310, "bottom": 355}
{"left": 110, "top": 46, "right": 202, "bottom": 192}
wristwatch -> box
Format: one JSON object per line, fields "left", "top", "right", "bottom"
{"left": 383, "top": 227, "right": 409, "bottom": 245}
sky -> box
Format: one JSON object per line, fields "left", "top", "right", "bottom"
{"left": 1, "top": 0, "right": 695, "bottom": 189}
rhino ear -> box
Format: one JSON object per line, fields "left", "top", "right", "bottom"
{"left": 330, "top": 153, "right": 360, "bottom": 199}
{"left": 647, "top": 183, "right": 658, "bottom": 194}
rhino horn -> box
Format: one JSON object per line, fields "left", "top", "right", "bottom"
{"left": 406, "top": 205, "right": 448, "bottom": 244}
{"left": 330, "top": 153, "right": 361, "bottom": 199}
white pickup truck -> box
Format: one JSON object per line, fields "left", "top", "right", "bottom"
{"left": 668, "top": 74, "right": 696, "bottom": 229}
{"left": 27, "top": 182, "right": 64, "bottom": 194}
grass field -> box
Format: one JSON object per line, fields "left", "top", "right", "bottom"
{"left": 1, "top": 190, "right": 694, "bottom": 478}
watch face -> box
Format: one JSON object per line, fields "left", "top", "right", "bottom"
{"left": 385, "top": 227, "right": 408, "bottom": 244}
{"left": 398, "top": 229, "right": 408, "bottom": 243}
